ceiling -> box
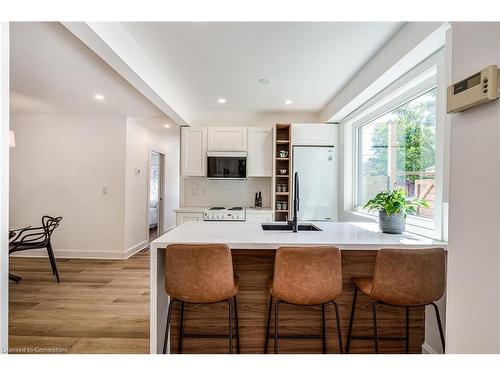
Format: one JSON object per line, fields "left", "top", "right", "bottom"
{"left": 122, "top": 22, "right": 403, "bottom": 115}
{"left": 10, "top": 22, "right": 173, "bottom": 126}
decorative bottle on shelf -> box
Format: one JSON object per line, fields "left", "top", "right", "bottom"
{"left": 254, "top": 192, "right": 259, "bottom": 207}
{"left": 257, "top": 192, "right": 262, "bottom": 207}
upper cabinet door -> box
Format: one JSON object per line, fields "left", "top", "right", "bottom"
{"left": 181, "top": 127, "right": 207, "bottom": 176}
{"left": 291, "top": 123, "right": 338, "bottom": 146}
{"left": 207, "top": 127, "right": 248, "bottom": 151}
{"left": 247, "top": 127, "right": 273, "bottom": 177}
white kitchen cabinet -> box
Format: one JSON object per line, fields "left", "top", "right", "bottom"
{"left": 246, "top": 211, "right": 274, "bottom": 223}
{"left": 176, "top": 212, "right": 204, "bottom": 226}
{"left": 207, "top": 127, "right": 247, "bottom": 151}
{"left": 247, "top": 127, "right": 273, "bottom": 177}
{"left": 291, "top": 123, "right": 338, "bottom": 146}
{"left": 181, "top": 127, "right": 207, "bottom": 176}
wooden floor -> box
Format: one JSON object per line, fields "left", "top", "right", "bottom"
{"left": 8, "top": 251, "right": 150, "bottom": 354}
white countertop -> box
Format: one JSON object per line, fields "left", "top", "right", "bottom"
{"left": 152, "top": 221, "right": 446, "bottom": 250}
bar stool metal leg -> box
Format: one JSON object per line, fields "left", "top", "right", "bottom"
{"left": 346, "top": 286, "right": 358, "bottom": 353}
{"left": 264, "top": 295, "right": 273, "bottom": 354}
{"left": 372, "top": 301, "right": 380, "bottom": 354}
{"left": 405, "top": 307, "right": 410, "bottom": 353}
{"left": 332, "top": 301, "right": 344, "bottom": 354}
{"left": 234, "top": 296, "right": 241, "bottom": 354}
{"left": 227, "top": 299, "right": 233, "bottom": 354}
{"left": 431, "top": 302, "right": 445, "bottom": 352}
{"left": 163, "top": 299, "right": 176, "bottom": 354}
{"left": 321, "top": 303, "right": 327, "bottom": 354}
{"left": 274, "top": 301, "right": 280, "bottom": 354}
{"left": 177, "top": 301, "right": 185, "bottom": 354}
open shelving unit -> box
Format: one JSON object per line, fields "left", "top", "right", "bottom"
{"left": 273, "top": 123, "right": 292, "bottom": 222}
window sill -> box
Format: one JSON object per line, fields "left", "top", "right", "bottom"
{"left": 343, "top": 210, "right": 440, "bottom": 240}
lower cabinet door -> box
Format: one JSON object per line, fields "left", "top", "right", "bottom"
{"left": 176, "top": 212, "right": 203, "bottom": 226}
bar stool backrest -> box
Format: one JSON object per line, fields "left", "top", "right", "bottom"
{"left": 273, "top": 246, "right": 342, "bottom": 305}
{"left": 165, "top": 244, "right": 236, "bottom": 303}
{"left": 371, "top": 248, "right": 446, "bottom": 306}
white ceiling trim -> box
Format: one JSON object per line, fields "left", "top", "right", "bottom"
{"left": 320, "top": 22, "right": 447, "bottom": 123}
{"left": 62, "top": 22, "right": 191, "bottom": 125}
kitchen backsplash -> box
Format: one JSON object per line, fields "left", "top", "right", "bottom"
{"left": 182, "top": 177, "right": 272, "bottom": 208}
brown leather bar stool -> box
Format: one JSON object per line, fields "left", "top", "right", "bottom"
{"left": 162, "top": 244, "right": 240, "bottom": 354}
{"left": 264, "top": 246, "right": 343, "bottom": 354}
{"left": 346, "top": 248, "right": 446, "bottom": 354}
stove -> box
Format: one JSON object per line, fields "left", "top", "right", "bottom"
{"left": 203, "top": 206, "right": 246, "bottom": 221}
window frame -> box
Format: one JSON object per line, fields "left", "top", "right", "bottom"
{"left": 341, "top": 51, "right": 446, "bottom": 239}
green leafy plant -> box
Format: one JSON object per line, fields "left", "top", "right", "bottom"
{"left": 363, "top": 188, "right": 429, "bottom": 217}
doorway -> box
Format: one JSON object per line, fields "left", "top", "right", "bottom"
{"left": 148, "top": 150, "right": 164, "bottom": 243}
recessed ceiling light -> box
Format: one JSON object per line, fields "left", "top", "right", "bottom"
{"left": 259, "top": 78, "right": 271, "bottom": 85}
{"left": 218, "top": 98, "right": 226, "bottom": 104}
{"left": 94, "top": 94, "right": 104, "bottom": 101}
{"left": 163, "top": 124, "right": 171, "bottom": 129}
{"left": 284, "top": 99, "right": 293, "bottom": 105}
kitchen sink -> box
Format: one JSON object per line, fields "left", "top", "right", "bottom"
{"left": 261, "top": 223, "right": 322, "bottom": 231}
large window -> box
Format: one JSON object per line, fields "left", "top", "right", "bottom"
{"left": 356, "top": 88, "right": 437, "bottom": 220}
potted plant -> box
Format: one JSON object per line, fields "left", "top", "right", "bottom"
{"left": 363, "top": 188, "right": 429, "bottom": 234}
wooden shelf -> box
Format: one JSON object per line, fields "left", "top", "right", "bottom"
{"left": 274, "top": 123, "right": 291, "bottom": 222}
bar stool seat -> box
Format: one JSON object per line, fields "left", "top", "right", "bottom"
{"left": 346, "top": 248, "right": 446, "bottom": 354}
{"left": 162, "top": 244, "right": 240, "bottom": 354}
{"left": 169, "top": 275, "right": 239, "bottom": 304}
{"left": 265, "top": 246, "right": 344, "bottom": 354}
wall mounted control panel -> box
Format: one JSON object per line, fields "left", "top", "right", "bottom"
{"left": 447, "top": 65, "right": 499, "bottom": 113}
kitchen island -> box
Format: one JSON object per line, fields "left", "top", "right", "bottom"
{"left": 150, "top": 221, "right": 446, "bottom": 354}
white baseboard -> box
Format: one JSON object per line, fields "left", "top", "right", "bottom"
{"left": 12, "top": 244, "right": 147, "bottom": 260}
{"left": 422, "top": 342, "right": 439, "bottom": 354}
{"left": 12, "top": 248, "right": 127, "bottom": 259}
{"left": 124, "top": 240, "right": 148, "bottom": 259}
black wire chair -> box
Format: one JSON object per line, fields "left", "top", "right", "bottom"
{"left": 9, "top": 215, "right": 63, "bottom": 283}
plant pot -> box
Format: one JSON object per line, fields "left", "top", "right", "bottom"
{"left": 378, "top": 210, "right": 405, "bottom": 234}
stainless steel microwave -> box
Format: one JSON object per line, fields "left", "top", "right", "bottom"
{"left": 207, "top": 151, "right": 247, "bottom": 179}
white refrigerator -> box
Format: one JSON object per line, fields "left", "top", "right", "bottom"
{"left": 292, "top": 146, "right": 337, "bottom": 221}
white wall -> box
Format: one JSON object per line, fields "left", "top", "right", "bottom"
{"left": 0, "top": 22, "right": 10, "bottom": 354}
{"left": 9, "top": 115, "right": 180, "bottom": 260}
{"left": 445, "top": 22, "right": 500, "bottom": 354}
{"left": 124, "top": 117, "right": 180, "bottom": 254}
{"left": 10, "top": 114, "right": 127, "bottom": 258}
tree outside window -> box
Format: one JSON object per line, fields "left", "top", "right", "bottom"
{"left": 358, "top": 88, "right": 437, "bottom": 218}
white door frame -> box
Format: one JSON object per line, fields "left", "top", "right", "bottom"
{"left": 146, "top": 146, "right": 166, "bottom": 242}
{"left": 0, "top": 22, "right": 10, "bottom": 354}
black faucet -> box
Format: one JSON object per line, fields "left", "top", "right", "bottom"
{"left": 289, "top": 172, "right": 299, "bottom": 232}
